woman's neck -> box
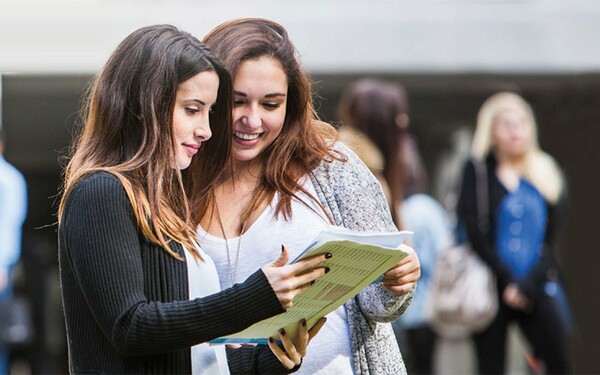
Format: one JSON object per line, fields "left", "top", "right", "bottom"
{"left": 495, "top": 151, "right": 525, "bottom": 170}
{"left": 226, "top": 159, "right": 264, "bottom": 185}
{"left": 205, "top": 158, "right": 267, "bottom": 238}
{"left": 495, "top": 152, "right": 526, "bottom": 191}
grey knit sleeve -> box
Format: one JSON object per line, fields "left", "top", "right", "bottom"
{"left": 311, "top": 143, "right": 414, "bottom": 321}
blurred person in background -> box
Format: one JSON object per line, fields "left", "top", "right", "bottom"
{"left": 57, "top": 24, "right": 328, "bottom": 375}
{"left": 338, "top": 78, "right": 452, "bottom": 374}
{"left": 396, "top": 138, "right": 452, "bottom": 375}
{"left": 337, "top": 78, "right": 409, "bottom": 229}
{"left": 456, "top": 92, "right": 570, "bottom": 374}
{"left": 200, "top": 18, "right": 421, "bottom": 375}
{"left": 0, "top": 129, "right": 28, "bottom": 374}
{"left": 336, "top": 116, "right": 391, "bottom": 204}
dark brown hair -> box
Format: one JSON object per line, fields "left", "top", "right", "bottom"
{"left": 201, "top": 18, "right": 342, "bottom": 224}
{"left": 337, "top": 78, "right": 409, "bottom": 227}
{"left": 59, "top": 24, "right": 232, "bottom": 259}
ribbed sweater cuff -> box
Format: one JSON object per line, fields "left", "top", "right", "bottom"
{"left": 232, "top": 269, "right": 286, "bottom": 325}
{"left": 227, "top": 344, "right": 300, "bottom": 374}
{"left": 256, "top": 350, "right": 301, "bottom": 374}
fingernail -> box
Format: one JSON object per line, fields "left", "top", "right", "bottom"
{"left": 324, "top": 267, "right": 330, "bottom": 274}
{"left": 281, "top": 244, "right": 285, "bottom": 253}
{"left": 301, "top": 319, "right": 307, "bottom": 327}
{"left": 325, "top": 253, "right": 332, "bottom": 259}
{"left": 279, "top": 328, "right": 286, "bottom": 335}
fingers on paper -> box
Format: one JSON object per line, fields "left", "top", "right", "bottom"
{"left": 396, "top": 243, "right": 415, "bottom": 253}
{"left": 268, "top": 328, "right": 302, "bottom": 369}
{"left": 280, "top": 328, "right": 302, "bottom": 365}
{"left": 384, "top": 255, "right": 421, "bottom": 280}
{"left": 383, "top": 266, "right": 420, "bottom": 283}
{"left": 392, "top": 248, "right": 420, "bottom": 269}
{"left": 270, "top": 244, "right": 290, "bottom": 267}
{"left": 290, "top": 252, "right": 332, "bottom": 274}
{"left": 280, "top": 265, "right": 329, "bottom": 304}
{"left": 295, "top": 266, "right": 329, "bottom": 288}
{"left": 308, "top": 317, "right": 327, "bottom": 341}
{"left": 382, "top": 263, "right": 419, "bottom": 293}
{"left": 268, "top": 337, "right": 295, "bottom": 370}
{"left": 294, "top": 320, "right": 309, "bottom": 357}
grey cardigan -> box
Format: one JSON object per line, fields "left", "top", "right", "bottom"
{"left": 310, "top": 142, "right": 412, "bottom": 375}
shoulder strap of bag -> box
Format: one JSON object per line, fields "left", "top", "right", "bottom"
{"left": 473, "top": 158, "right": 489, "bottom": 234}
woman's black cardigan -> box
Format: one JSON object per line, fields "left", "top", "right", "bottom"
{"left": 59, "top": 172, "right": 291, "bottom": 374}
{"left": 456, "top": 155, "right": 567, "bottom": 300}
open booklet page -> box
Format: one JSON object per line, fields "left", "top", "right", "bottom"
{"left": 210, "top": 226, "right": 413, "bottom": 345}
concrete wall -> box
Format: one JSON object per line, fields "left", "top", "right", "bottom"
{"left": 1, "top": 0, "right": 600, "bottom": 74}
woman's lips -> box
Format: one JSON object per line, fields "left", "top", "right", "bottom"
{"left": 233, "top": 131, "right": 262, "bottom": 146}
{"left": 183, "top": 143, "right": 200, "bottom": 155}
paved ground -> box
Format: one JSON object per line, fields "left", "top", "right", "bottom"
{"left": 436, "top": 324, "right": 531, "bottom": 375}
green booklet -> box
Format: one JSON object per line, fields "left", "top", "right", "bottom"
{"left": 210, "top": 226, "right": 413, "bottom": 345}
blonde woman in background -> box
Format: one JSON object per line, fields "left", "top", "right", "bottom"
{"left": 456, "top": 92, "right": 570, "bottom": 374}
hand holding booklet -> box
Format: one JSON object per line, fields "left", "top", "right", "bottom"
{"left": 210, "top": 226, "right": 413, "bottom": 345}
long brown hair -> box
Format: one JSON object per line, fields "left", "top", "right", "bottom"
{"left": 200, "top": 18, "right": 342, "bottom": 224}
{"left": 337, "top": 78, "right": 409, "bottom": 227}
{"left": 58, "top": 24, "right": 232, "bottom": 259}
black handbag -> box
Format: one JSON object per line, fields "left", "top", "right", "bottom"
{"left": 0, "top": 296, "right": 34, "bottom": 347}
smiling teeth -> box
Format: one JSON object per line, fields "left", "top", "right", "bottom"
{"left": 234, "top": 131, "right": 260, "bottom": 141}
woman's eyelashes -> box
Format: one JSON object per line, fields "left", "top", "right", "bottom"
{"left": 262, "top": 102, "right": 281, "bottom": 110}
{"left": 185, "top": 104, "right": 214, "bottom": 115}
{"left": 233, "top": 98, "right": 282, "bottom": 110}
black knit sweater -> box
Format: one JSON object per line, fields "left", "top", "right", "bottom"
{"left": 58, "top": 172, "right": 290, "bottom": 374}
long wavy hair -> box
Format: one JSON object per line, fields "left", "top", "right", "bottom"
{"left": 58, "top": 24, "right": 232, "bottom": 259}
{"left": 471, "top": 91, "right": 563, "bottom": 204}
{"left": 200, "top": 18, "right": 342, "bottom": 224}
{"left": 337, "top": 78, "right": 409, "bottom": 227}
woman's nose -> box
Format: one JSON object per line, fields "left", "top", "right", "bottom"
{"left": 241, "top": 106, "right": 262, "bottom": 128}
{"left": 195, "top": 117, "right": 212, "bottom": 141}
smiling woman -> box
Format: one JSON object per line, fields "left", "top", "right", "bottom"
{"left": 198, "top": 18, "right": 421, "bottom": 375}
{"left": 230, "top": 57, "right": 288, "bottom": 164}
{"left": 56, "top": 23, "right": 329, "bottom": 375}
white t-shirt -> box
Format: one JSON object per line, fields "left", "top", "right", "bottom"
{"left": 184, "top": 245, "right": 230, "bottom": 375}
{"left": 197, "top": 178, "right": 354, "bottom": 374}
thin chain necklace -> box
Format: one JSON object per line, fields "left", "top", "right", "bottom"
{"left": 213, "top": 168, "right": 263, "bottom": 285}
{"left": 214, "top": 194, "right": 247, "bottom": 286}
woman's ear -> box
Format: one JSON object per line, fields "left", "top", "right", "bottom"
{"left": 395, "top": 113, "right": 409, "bottom": 129}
